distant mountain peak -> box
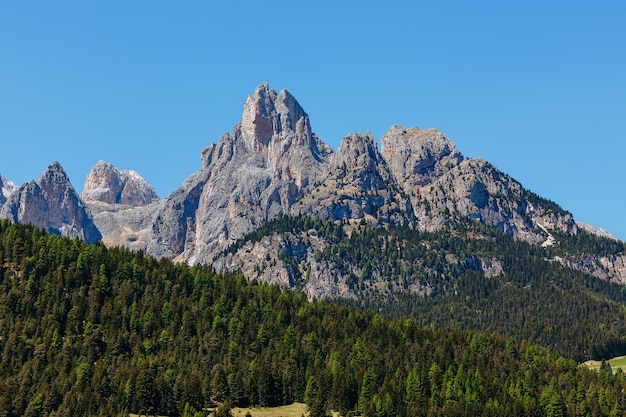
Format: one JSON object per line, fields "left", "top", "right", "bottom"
{"left": 42, "top": 161, "right": 71, "bottom": 183}
{"left": 240, "top": 83, "right": 307, "bottom": 149}
{"left": 81, "top": 160, "right": 159, "bottom": 206}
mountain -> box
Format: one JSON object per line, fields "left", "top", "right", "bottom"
{"left": 0, "top": 162, "right": 101, "bottom": 243}
{"left": 80, "top": 161, "right": 161, "bottom": 252}
{"left": 81, "top": 160, "right": 159, "bottom": 206}
{"left": 2, "top": 83, "right": 625, "bottom": 299}
{"left": 2, "top": 84, "right": 626, "bottom": 361}
{"left": 0, "top": 174, "right": 17, "bottom": 207}
{"left": 146, "top": 82, "right": 333, "bottom": 263}
{"left": 380, "top": 125, "right": 577, "bottom": 241}
{"left": 292, "top": 131, "right": 413, "bottom": 225}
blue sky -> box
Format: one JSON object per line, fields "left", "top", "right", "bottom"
{"left": 1, "top": 1, "right": 625, "bottom": 240}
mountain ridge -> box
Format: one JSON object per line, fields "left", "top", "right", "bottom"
{"left": 1, "top": 83, "right": 624, "bottom": 299}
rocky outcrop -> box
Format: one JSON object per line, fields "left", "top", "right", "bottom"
{"left": 80, "top": 161, "right": 160, "bottom": 251}
{"left": 81, "top": 161, "right": 159, "bottom": 206}
{"left": 576, "top": 222, "right": 618, "bottom": 240}
{"left": 292, "top": 131, "right": 412, "bottom": 225}
{"left": 0, "top": 162, "right": 101, "bottom": 243}
{"left": 85, "top": 200, "right": 160, "bottom": 252}
{"left": 147, "top": 82, "right": 333, "bottom": 263}
{"left": 551, "top": 253, "right": 626, "bottom": 285}
{"left": 380, "top": 125, "right": 578, "bottom": 242}
{"left": 0, "top": 174, "right": 18, "bottom": 207}
{"left": 214, "top": 230, "right": 356, "bottom": 300}
{"left": 381, "top": 125, "right": 464, "bottom": 187}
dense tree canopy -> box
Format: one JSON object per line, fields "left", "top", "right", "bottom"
{"left": 1, "top": 220, "right": 626, "bottom": 416}
{"left": 236, "top": 215, "right": 626, "bottom": 361}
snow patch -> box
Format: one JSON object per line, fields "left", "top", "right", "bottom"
{"left": 535, "top": 222, "right": 555, "bottom": 247}
{"left": 1, "top": 176, "right": 18, "bottom": 199}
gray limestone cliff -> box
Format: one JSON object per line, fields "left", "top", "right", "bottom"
{"left": 80, "top": 161, "right": 160, "bottom": 251}
{"left": 147, "top": 82, "right": 333, "bottom": 263}
{"left": 292, "top": 131, "right": 412, "bottom": 225}
{"left": 0, "top": 162, "right": 101, "bottom": 243}
{"left": 380, "top": 125, "right": 578, "bottom": 242}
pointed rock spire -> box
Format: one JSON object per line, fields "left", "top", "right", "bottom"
{"left": 0, "top": 162, "right": 101, "bottom": 243}
{"left": 151, "top": 83, "right": 333, "bottom": 262}
{"left": 240, "top": 82, "right": 308, "bottom": 149}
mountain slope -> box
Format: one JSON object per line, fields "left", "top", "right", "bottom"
{"left": 216, "top": 214, "right": 626, "bottom": 360}
{"left": 1, "top": 221, "right": 625, "bottom": 416}
{"left": 0, "top": 162, "right": 101, "bottom": 243}
{"left": 380, "top": 125, "right": 577, "bottom": 241}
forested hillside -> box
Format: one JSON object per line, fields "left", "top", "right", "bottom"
{"left": 1, "top": 220, "right": 626, "bottom": 417}
{"left": 224, "top": 215, "right": 626, "bottom": 361}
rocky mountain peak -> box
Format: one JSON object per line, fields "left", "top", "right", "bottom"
{"left": 240, "top": 82, "right": 307, "bottom": 150}
{"left": 81, "top": 160, "right": 159, "bottom": 206}
{"left": 151, "top": 83, "right": 333, "bottom": 262}
{"left": 381, "top": 125, "right": 464, "bottom": 187}
{"left": 332, "top": 131, "right": 383, "bottom": 170}
{"left": 41, "top": 161, "right": 71, "bottom": 186}
{"left": 0, "top": 162, "right": 101, "bottom": 243}
{"left": 292, "top": 131, "right": 413, "bottom": 225}
{"left": 0, "top": 174, "right": 18, "bottom": 206}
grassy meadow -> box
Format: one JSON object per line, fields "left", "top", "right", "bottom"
{"left": 583, "top": 355, "right": 626, "bottom": 373}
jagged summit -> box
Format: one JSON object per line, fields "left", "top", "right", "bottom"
{"left": 240, "top": 82, "right": 308, "bottom": 149}
{"left": 0, "top": 162, "right": 101, "bottom": 243}
{"left": 201, "top": 83, "right": 331, "bottom": 169}
{"left": 152, "top": 83, "right": 334, "bottom": 262}
{"left": 381, "top": 125, "right": 464, "bottom": 187}
{"left": 332, "top": 131, "right": 384, "bottom": 171}
{"left": 81, "top": 160, "right": 159, "bottom": 206}
{"left": 292, "top": 131, "right": 413, "bottom": 224}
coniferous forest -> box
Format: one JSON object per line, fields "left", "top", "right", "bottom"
{"left": 228, "top": 215, "right": 626, "bottom": 362}
{"left": 2, "top": 220, "right": 626, "bottom": 416}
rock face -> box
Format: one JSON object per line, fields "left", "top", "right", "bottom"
{"left": 292, "top": 131, "right": 412, "bottom": 225}
{"left": 0, "top": 174, "right": 18, "bottom": 207}
{"left": 380, "top": 125, "right": 578, "bottom": 241}
{"left": 81, "top": 161, "right": 159, "bottom": 206}
{"left": 148, "top": 82, "right": 333, "bottom": 263}
{"left": 0, "top": 162, "right": 101, "bottom": 243}
{"left": 214, "top": 229, "right": 352, "bottom": 300}
{"left": 381, "top": 125, "right": 464, "bottom": 188}
{"left": 577, "top": 222, "right": 618, "bottom": 240}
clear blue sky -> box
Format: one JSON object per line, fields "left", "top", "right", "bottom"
{"left": 1, "top": 1, "right": 625, "bottom": 240}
